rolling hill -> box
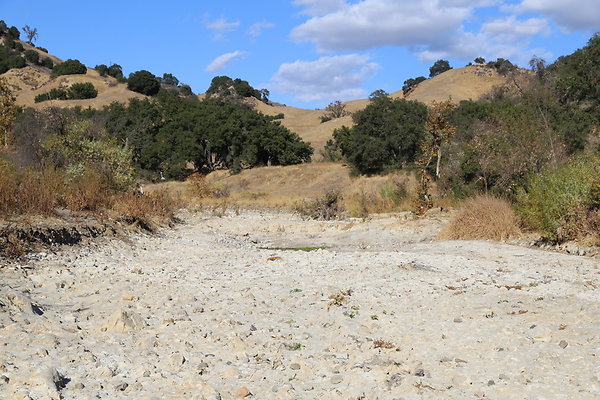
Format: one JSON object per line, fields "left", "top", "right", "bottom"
{"left": 2, "top": 38, "right": 523, "bottom": 157}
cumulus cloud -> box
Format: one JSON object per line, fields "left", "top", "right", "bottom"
{"left": 291, "top": 0, "right": 561, "bottom": 63}
{"left": 205, "top": 18, "right": 240, "bottom": 40}
{"left": 293, "top": 0, "right": 347, "bottom": 16}
{"left": 205, "top": 51, "right": 246, "bottom": 73}
{"left": 248, "top": 22, "right": 275, "bottom": 38}
{"left": 271, "top": 54, "right": 379, "bottom": 102}
{"left": 511, "top": 0, "right": 600, "bottom": 31}
{"left": 291, "top": 0, "right": 473, "bottom": 53}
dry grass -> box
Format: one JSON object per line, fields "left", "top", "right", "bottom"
{"left": 0, "top": 160, "right": 180, "bottom": 226}
{"left": 438, "top": 194, "right": 521, "bottom": 241}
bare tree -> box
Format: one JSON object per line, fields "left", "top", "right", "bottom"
{"left": 22, "top": 25, "right": 39, "bottom": 45}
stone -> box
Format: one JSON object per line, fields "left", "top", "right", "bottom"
{"left": 115, "top": 382, "right": 129, "bottom": 391}
{"left": 234, "top": 386, "right": 251, "bottom": 398}
{"left": 170, "top": 353, "right": 186, "bottom": 366}
{"left": 101, "top": 309, "right": 147, "bottom": 333}
{"left": 330, "top": 375, "right": 343, "bottom": 384}
{"left": 559, "top": 340, "right": 568, "bottom": 349}
{"left": 289, "top": 363, "right": 301, "bottom": 370}
{"left": 452, "top": 374, "right": 470, "bottom": 386}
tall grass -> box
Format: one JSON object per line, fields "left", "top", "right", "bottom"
{"left": 439, "top": 194, "right": 521, "bottom": 241}
{"left": 0, "top": 159, "right": 179, "bottom": 224}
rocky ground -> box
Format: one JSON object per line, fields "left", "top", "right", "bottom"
{"left": 0, "top": 209, "right": 599, "bottom": 399}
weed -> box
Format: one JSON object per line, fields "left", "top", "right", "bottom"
{"left": 373, "top": 340, "right": 395, "bottom": 349}
{"left": 290, "top": 288, "right": 303, "bottom": 293}
{"left": 327, "top": 289, "right": 353, "bottom": 310}
{"left": 343, "top": 311, "right": 357, "bottom": 318}
{"left": 370, "top": 315, "right": 379, "bottom": 320}
{"left": 295, "top": 190, "right": 344, "bottom": 220}
{"left": 286, "top": 343, "right": 303, "bottom": 351}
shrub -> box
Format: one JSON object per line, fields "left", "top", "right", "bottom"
{"left": 53, "top": 59, "right": 86, "bottom": 76}
{"left": 43, "top": 119, "right": 135, "bottom": 190}
{"left": 24, "top": 49, "right": 39, "bottom": 64}
{"left": 68, "top": 82, "right": 97, "bottom": 99}
{"left": 36, "top": 46, "right": 48, "bottom": 53}
{"left": 438, "top": 194, "right": 521, "bottom": 241}
{"left": 40, "top": 57, "right": 53, "bottom": 69}
{"left": 34, "top": 88, "right": 67, "bottom": 103}
{"left": 516, "top": 154, "right": 600, "bottom": 243}
{"left": 95, "top": 64, "right": 108, "bottom": 76}
{"left": 295, "top": 190, "right": 344, "bottom": 220}
{"left": 127, "top": 70, "right": 160, "bottom": 95}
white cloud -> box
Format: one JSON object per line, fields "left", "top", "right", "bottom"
{"left": 291, "top": 0, "right": 473, "bottom": 53}
{"left": 205, "top": 18, "right": 240, "bottom": 40}
{"left": 205, "top": 51, "right": 246, "bottom": 73}
{"left": 271, "top": 54, "right": 379, "bottom": 102}
{"left": 512, "top": 0, "right": 600, "bottom": 31}
{"left": 248, "top": 22, "right": 275, "bottom": 38}
{"left": 293, "top": 0, "right": 347, "bottom": 16}
{"left": 482, "top": 16, "right": 550, "bottom": 38}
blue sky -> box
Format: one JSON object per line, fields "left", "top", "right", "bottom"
{"left": 1, "top": 0, "right": 598, "bottom": 108}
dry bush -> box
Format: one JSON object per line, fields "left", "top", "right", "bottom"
{"left": 345, "top": 174, "right": 414, "bottom": 217}
{"left": 63, "top": 170, "right": 113, "bottom": 212}
{"left": 295, "top": 190, "right": 344, "bottom": 220}
{"left": 188, "top": 173, "right": 230, "bottom": 200}
{"left": 111, "top": 189, "right": 180, "bottom": 223}
{"left": 439, "top": 194, "right": 521, "bottom": 241}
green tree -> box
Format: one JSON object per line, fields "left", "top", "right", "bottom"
{"left": 332, "top": 95, "right": 428, "bottom": 174}
{"left": 429, "top": 59, "right": 452, "bottom": 78}
{"left": 53, "top": 59, "right": 87, "bottom": 76}
{"left": 474, "top": 57, "right": 485, "bottom": 64}
{"left": 402, "top": 76, "right": 426, "bottom": 94}
{"left": 7, "top": 26, "right": 19, "bottom": 40}
{"left": 68, "top": 82, "right": 98, "bottom": 99}
{"left": 95, "top": 64, "right": 109, "bottom": 76}
{"left": 127, "top": 70, "right": 160, "bottom": 96}
{"left": 108, "top": 64, "right": 124, "bottom": 80}
{"left": 161, "top": 73, "right": 179, "bottom": 86}
{"left": 320, "top": 100, "right": 349, "bottom": 123}
{"left": 24, "top": 49, "right": 39, "bottom": 64}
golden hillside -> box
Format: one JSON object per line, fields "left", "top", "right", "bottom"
{"left": 253, "top": 64, "right": 519, "bottom": 157}
{"left": 3, "top": 41, "right": 519, "bottom": 157}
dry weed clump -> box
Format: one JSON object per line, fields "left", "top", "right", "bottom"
{"left": 0, "top": 159, "right": 180, "bottom": 226}
{"left": 345, "top": 175, "right": 415, "bottom": 217}
{"left": 111, "top": 190, "right": 180, "bottom": 223}
{"left": 439, "top": 194, "right": 521, "bottom": 241}
{"left": 295, "top": 190, "right": 344, "bottom": 220}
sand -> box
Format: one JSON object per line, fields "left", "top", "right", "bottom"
{"left": 1, "top": 209, "right": 599, "bottom": 399}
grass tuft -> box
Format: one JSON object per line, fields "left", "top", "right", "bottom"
{"left": 438, "top": 194, "right": 521, "bottom": 241}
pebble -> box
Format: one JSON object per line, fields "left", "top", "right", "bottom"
{"left": 234, "top": 386, "right": 251, "bottom": 398}
{"left": 330, "top": 375, "right": 343, "bottom": 384}
{"left": 289, "top": 363, "right": 301, "bottom": 370}
{"left": 559, "top": 340, "right": 569, "bottom": 349}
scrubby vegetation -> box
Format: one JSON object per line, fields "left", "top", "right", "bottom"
{"left": 320, "top": 100, "right": 349, "bottom": 123}
{"left": 206, "top": 76, "right": 269, "bottom": 103}
{"left": 35, "top": 82, "right": 98, "bottom": 102}
{"left": 53, "top": 59, "right": 87, "bottom": 76}
{"left": 516, "top": 153, "right": 599, "bottom": 243}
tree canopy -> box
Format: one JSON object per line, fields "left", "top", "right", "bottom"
{"left": 331, "top": 93, "right": 428, "bottom": 174}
